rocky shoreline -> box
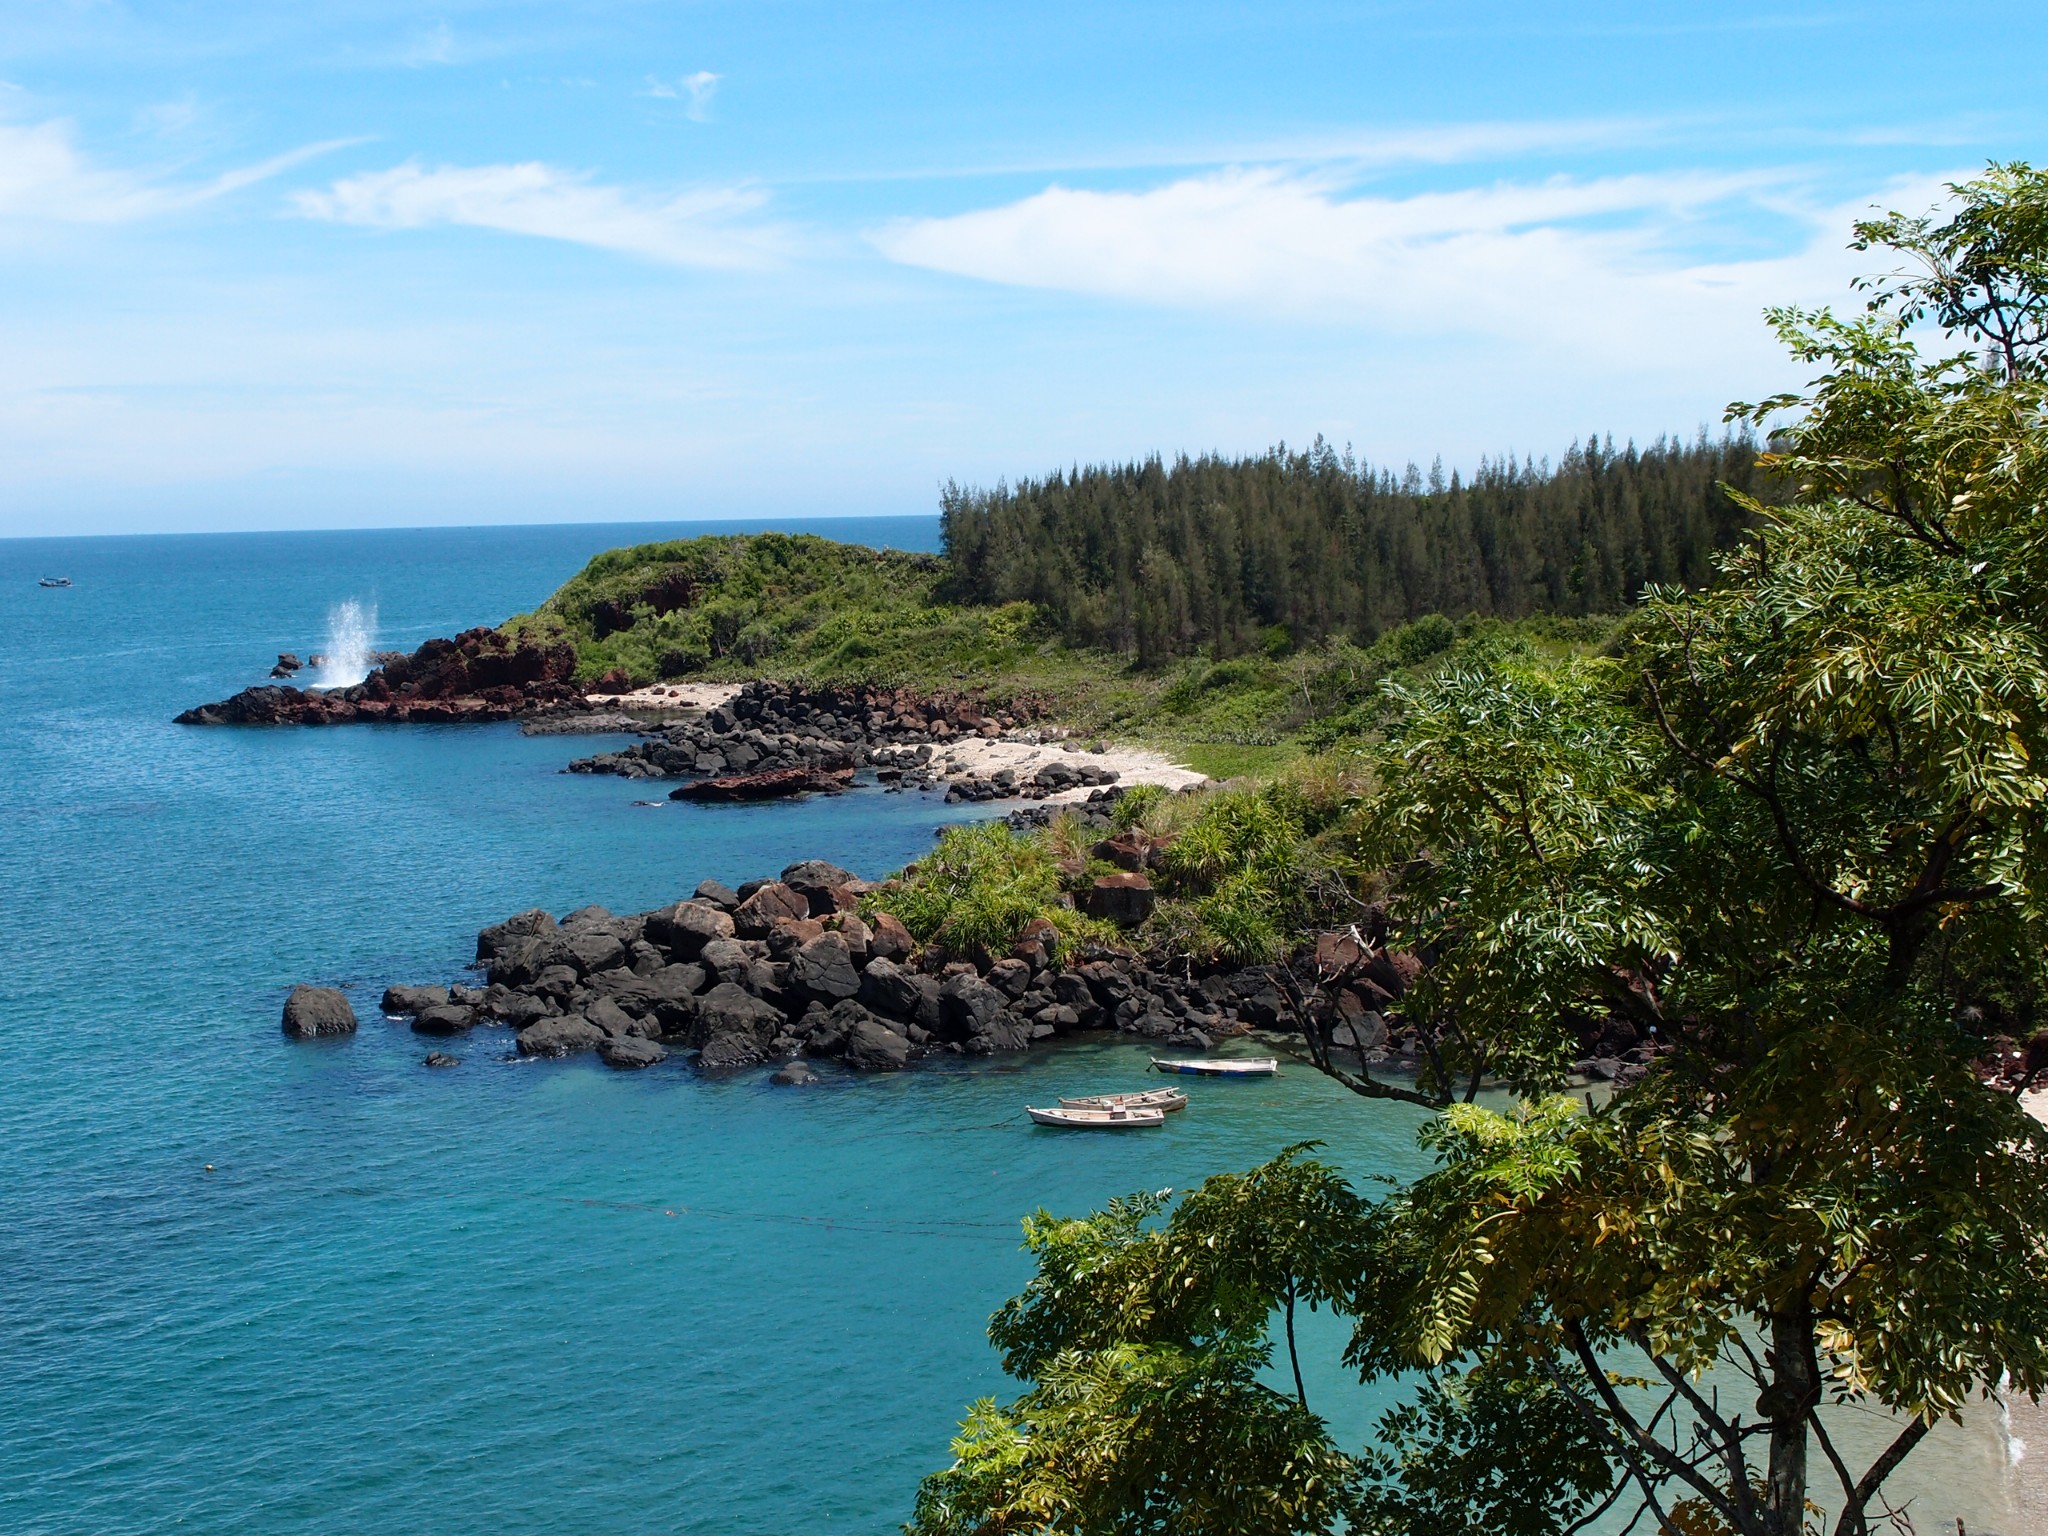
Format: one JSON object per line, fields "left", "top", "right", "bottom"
{"left": 566, "top": 680, "right": 1124, "bottom": 802}
{"left": 283, "top": 846, "right": 1663, "bottom": 1087}
{"left": 176, "top": 627, "right": 583, "bottom": 725}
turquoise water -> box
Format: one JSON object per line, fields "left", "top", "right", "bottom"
{"left": 0, "top": 522, "right": 1437, "bottom": 1535}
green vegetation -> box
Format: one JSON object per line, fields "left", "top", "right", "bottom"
{"left": 501, "top": 532, "right": 1048, "bottom": 687}
{"left": 942, "top": 431, "right": 1776, "bottom": 665}
{"left": 874, "top": 771, "right": 1358, "bottom": 968}
{"left": 910, "top": 164, "right": 2048, "bottom": 1536}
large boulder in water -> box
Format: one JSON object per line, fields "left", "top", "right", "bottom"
{"left": 410, "top": 1003, "right": 478, "bottom": 1036}
{"left": 282, "top": 985, "right": 357, "bottom": 1038}
{"left": 381, "top": 984, "right": 449, "bottom": 1016}
{"left": 517, "top": 1015, "right": 604, "bottom": 1057}
{"left": 598, "top": 1036, "right": 668, "bottom": 1070}
{"left": 843, "top": 1016, "right": 911, "bottom": 1072}
{"left": 475, "top": 908, "right": 558, "bottom": 963}
{"left": 688, "top": 983, "right": 786, "bottom": 1070}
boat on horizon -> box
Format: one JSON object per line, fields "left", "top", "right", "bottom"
{"left": 1149, "top": 1056, "right": 1279, "bottom": 1077}
{"left": 1057, "top": 1087, "right": 1188, "bottom": 1113}
{"left": 1025, "top": 1103, "right": 1166, "bottom": 1129}
{"left": 38, "top": 576, "right": 71, "bottom": 588}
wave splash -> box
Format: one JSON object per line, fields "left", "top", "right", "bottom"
{"left": 315, "top": 600, "right": 378, "bottom": 689}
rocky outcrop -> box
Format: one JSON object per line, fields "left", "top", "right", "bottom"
{"left": 359, "top": 858, "right": 1475, "bottom": 1079}
{"left": 177, "top": 627, "right": 582, "bottom": 725}
{"left": 282, "top": 985, "right": 358, "bottom": 1038}
{"left": 566, "top": 680, "right": 1050, "bottom": 784}
{"left": 670, "top": 763, "right": 854, "bottom": 802}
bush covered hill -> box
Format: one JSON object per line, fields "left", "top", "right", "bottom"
{"left": 501, "top": 532, "right": 1049, "bottom": 689}
{"left": 503, "top": 432, "right": 1764, "bottom": 704}
{"left": 942, "top": 431, "right": 1774, "bottom": 664}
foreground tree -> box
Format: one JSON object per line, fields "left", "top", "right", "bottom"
{"left": 910, "top": 163, "right": 2048, "bottom": 1536}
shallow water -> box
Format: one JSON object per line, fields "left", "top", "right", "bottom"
{"left": 0, "top": 522, "right": 2012, "bottom": 1533}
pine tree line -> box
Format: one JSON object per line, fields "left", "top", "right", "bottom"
{"left": 940, "top": 432, "right": 1777, "bottom": 664}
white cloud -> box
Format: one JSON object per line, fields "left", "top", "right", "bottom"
{"left": 292, "top": 159, "right": 786, "bottom": 268}
{"left": 870, "top": 166, "right": 1950, "bottom": 366}
{"left": 0, "top": 117, "right": 353, "bottom": 225}
{"left": 645, "top": 70, "right": 722, "bottom": 121}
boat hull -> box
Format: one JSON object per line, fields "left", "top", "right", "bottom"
{"left": 1058, "top": 1088, "right": 1188, "bottom": 1112}
{"left": 1149, "top": 1057, "right": 1279, "bottom": 1077}
{"left": 1026, "top": 1105, "right": 1166, "bottom": 1129}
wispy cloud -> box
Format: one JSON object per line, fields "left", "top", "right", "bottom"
{"left": 871, "top": 166, "right": 1947, "bottom": 362}
{"left": 292, "top": 159, "right": 786, "bottom": 268}
{"left": 0, "top": 117, "right": 357, "bottom": 224}
{"left": 645, "top": 70, "right": 722, "bottom": 121}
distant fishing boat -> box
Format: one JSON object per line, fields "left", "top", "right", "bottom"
{"left": 1149, "top": 1057, "right": 1279, "bottom": 1077}
{"left": 1025, "top": 1103, "right": 1166, "bottom": 1129}
{"left": 38, "top": 576, "right": 71, "bottom": 588}
{"left": 1058, "top": 1087, "right": 1188, "bottom": 1113}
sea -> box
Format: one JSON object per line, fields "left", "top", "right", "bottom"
{"left": 0, "top": 521, "right": 2017, "bottom": 1534}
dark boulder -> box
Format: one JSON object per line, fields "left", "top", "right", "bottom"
{"left": 486, "top": 990, "right": 555, "bottom": 1029}
{"left": 986, "top": 957, "right": 1032, "bottom": 999}
{"left": 1086, "top": 873, "right": 1156, "bottom": 926}
{"left": 517, "top": 1015, "right": 605, "bottom": 1057}
{"left": 858, "top": 956, "right": 924, "bottom": 1019}
{"left": 866, "top": 911, "right": 915, "bottom": 965}
{"left": 697, "top": 938, "right": 752, "bottom": 985}
{"left": 770, "top": 1060, "right": 820, "bottom": 1086}
{"left": 410, "top": 1003, "right": 479, "bottom": 1036}
{"left": 566, "top": 930, "right": 629, "bottom": 976}
{"left": 475, "top": 908, "right": 559, "bottom": 963}
{"left": 688, "top": 983, "right": 786, "bottom": 1070}
{"left": 732, "top": 882, "right": 810, "bottom": 938}
{"left": 598, "top": 1036, "right": 668, "bottom": 1070}
{"left": 282, "top": 985, "right": 357, "bottom": 1038}
{"left": 488, "top": 932, "right": 571, "bottom": 988}
{"left": 586, "top": 996, "right": 661, "bottom": 1041}
{"left": 844, "top": 1016, "right": 912, "bottom": 1072}
{"left": 789, "top": 933, "right": 861, "bottom": 1004}
{"left": 380, "top": 984, "right": 448, "bottom": 1016}
{"left": 423, "top": 1052, "right": 460, "bottom": 1068}
{"left": 645, "top": 899, "right": 735, "bottom": 959}
{"left": 938, "top": 973, "right": 1006, "bottom": 1041}
{"left": 781, "top": 859, "right": 859, "bottom": 913}
{"left": 694, "top": 879, "right": 741, "bottom": 910}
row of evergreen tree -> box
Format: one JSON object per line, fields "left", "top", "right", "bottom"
{"left": 940, "top": 432, "right": 1779, "bottom": 664}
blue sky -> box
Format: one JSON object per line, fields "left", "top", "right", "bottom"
{"left": 0, "top": 1, "right": 2039, "bottom": 536}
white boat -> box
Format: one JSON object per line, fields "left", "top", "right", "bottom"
{"left": 1026, "top": 1103, "right": 1167, "bottom": 1129}
{"left": 1149, "top": 1056, "right": 1279, "bottom": 1077}
{"left": 1058, "top": 1087, "right": 1189, "bottom": 1113}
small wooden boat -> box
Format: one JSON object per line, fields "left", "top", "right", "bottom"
{"left": 1026, "top": 1104, "right": 1166, "bottom": 1129}
{"left": 1150, "top": 1056, "right": 1279, "bottom": 1077}
{"left": 38, "top": 576, "right": 71, "bottom": 588}
{"left": 1058, "top": 1087, "right": 1188, "bottom": 1113}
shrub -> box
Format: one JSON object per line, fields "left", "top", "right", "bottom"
{"left": 869, "top": 820, "right": 1111, "bottom": 958}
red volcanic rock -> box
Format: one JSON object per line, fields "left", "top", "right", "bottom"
{"left": 668, "top": 764, "right": 856, "bottom": 803}
{"left": 177, "top": 626, "right": 582, "bottom": 725}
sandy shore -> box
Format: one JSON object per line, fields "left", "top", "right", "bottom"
{"left": 582, "top": 683, "right": 1209, "bottom": 800}
{"left": 585, "top": 683, "right": 744, "bottom": 712}
{"left": 920, "top": 734, "right": 1209, "bottom": 802}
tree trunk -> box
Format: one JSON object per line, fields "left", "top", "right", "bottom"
{"left": 1764, "top": 1304, "right": 1820, "bottom": 1534}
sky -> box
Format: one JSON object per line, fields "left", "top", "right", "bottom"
{"left": 0, "top": 1, "right": 2040, "bottom": 537}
